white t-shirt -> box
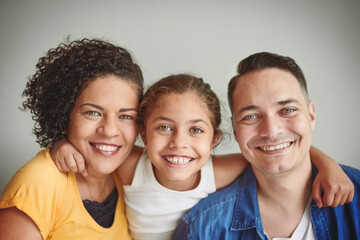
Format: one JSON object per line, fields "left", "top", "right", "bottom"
{"left": 271, "top": 200, "right": 316, "bottom": 240}
{"left": 124, "top": 152, "right": 216, "bottom": 240}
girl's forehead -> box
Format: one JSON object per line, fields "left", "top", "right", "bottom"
{"left": 148, "top": 92, "right": 213, "bottom": 122}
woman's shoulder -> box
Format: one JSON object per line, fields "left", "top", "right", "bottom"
{"left": 1, "top": 149, "right": 69, "bottom": 200}
{"left": 14, "top": 149, "right": 68, "bottom": 183}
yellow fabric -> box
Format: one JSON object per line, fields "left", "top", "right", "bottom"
{"left": 0, "top": 149, "right": 132, "bottom": 240}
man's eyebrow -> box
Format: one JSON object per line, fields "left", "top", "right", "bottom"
{"left": 277, "top": 98, "right": 300, "bottom": 106}
{"left": 235, "top": 105, "right": 260, "bottom": 116}
{"left": 79, "top": 103, "right": 138, "bottom": 112}
{"left": 234, "top": 99, "right": 300, "bottom": 116}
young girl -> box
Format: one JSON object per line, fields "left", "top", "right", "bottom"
{"left": 52, "top": 74, "right": 353, "bottom": 240}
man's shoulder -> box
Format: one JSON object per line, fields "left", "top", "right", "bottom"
{"left": 182, "top": 167, "right": 253, "bottom": 222}
{"left": 340, "top": 164, "right": 360, "bottom": 185}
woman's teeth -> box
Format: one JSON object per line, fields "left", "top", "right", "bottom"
{"left": 164, "top": 156, "right": 193, "bottom": 165}
{"left": 261, "top": 142, "right": 291, "bottom": 151}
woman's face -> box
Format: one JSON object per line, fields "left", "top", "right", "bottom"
{"left": 67, "top": 75, "right": 139, "bottom": 176}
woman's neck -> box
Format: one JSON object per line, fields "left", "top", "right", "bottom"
{"left": 76, "top": 173, "right": 115, "bottom": 202}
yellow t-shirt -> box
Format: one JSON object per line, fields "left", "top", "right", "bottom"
{"left": 0, "top": 149, "right": 132, "bottom": 240}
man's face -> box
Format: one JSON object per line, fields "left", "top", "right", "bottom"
{"left": 231, "top": 68, "right": 316, "bottom": 176}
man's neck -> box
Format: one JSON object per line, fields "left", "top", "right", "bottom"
{"left": 254, "top": 159, "right": 313, "bottom": 238}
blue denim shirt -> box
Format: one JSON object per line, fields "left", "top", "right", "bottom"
{"left": 172, "top": 165, "right": 360, "bottom": 240}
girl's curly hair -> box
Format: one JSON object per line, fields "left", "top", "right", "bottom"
{"left": 21, "top": 38, "right": 144, "bottom": 148}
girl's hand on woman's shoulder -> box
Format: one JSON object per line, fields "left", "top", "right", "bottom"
{"left": 51, "top": 138, "right": 87, "bottom": 176}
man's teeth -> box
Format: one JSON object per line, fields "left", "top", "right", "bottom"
{"left": 165, "top": 156, "right": 192, "bottom": 165}
{"left": 95, "top": 144, "right": 118, "bottom": 152}
{"left": 261, "top": 142, "right": 291, "bottom": 151}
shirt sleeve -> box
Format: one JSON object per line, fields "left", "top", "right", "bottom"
{"left": 0, "top": 149, "right": 68, "bottom": 239}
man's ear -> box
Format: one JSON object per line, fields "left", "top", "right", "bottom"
{"left": 139, "top": 126, "right": 147, "bottom": 146}
{"left": 308, "top": 101, "right": 316, "bottom": 131}
{"left": 231, "top": 116, "right": 238, "bottom": 142}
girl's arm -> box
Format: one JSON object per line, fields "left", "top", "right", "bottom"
{"left": 51, "top": 138, "right": 87, "bottom": 176}
{"left": 212, "top": 153, "right": 249, "bottom": 190}
{"left": 213, "top": 146, "right": 354, "bottom": 208}
{"left": 0, "top": 208, "right": 42, "bottom": 240}
{"left": 310, "top": 146, "right": 354, "bottom": 208}
{"left": 51, "top": 138, "right": 144, "bottom": 185}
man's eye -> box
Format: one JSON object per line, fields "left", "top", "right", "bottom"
{"left": 158, "top": 125, "right": 172, "bottom": 131}
{"left": 243, "top": 114, "right": 257, "bottom": 120}
{"left": 190, "top": 127, "right": 203, "bottom": 134}
{"left": 282, "top": 108, "right": 296, "bottom": 114}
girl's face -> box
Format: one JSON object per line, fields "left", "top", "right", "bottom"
{"left": 67, "top": 75, "right": 139, "bottom": 177}
{"left": 141, "top": 92, "right": 220, "bottom": 191}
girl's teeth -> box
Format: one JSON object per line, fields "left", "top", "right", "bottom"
{"left": 262, "top": 142, "right": 290, "bottom": 151}
{"left": 96, "top": 145, "right": 118, "bottom": 152}
{"left": 164, "top": 156, "right": 192, "bottom": 165}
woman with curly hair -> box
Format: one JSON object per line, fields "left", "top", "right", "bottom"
{"left": 0, "top": 38, "right": 143, "bottom": 239}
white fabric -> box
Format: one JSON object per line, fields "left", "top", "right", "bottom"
{"left": 272, "top": 200, "right": 315, "bottom": 240}
{"left": 124, "top": 151, "right": 216, "bottom": 240}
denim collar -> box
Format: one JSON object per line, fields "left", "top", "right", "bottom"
{"left": 230, "top": 165, "right": 318, "bottom": 238}
{"left": 230, "top": 167, "right": 268, "bottom": 239}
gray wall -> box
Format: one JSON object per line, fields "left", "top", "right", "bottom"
{"left": 1, "top": 0, "right": 359, "bottom": 193}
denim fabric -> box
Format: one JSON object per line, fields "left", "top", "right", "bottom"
{"left": 172, "top": 165, "right": 360, "bottom": 240}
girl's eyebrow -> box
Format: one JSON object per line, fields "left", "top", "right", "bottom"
{"left": 154, "top": 117, "right": 209, "bottom": 126}
{"left": 79, "top": 103, "right": 138, "bottom": 112}
{"left": 189, "top": 119, "right": 209, "bottom": 126}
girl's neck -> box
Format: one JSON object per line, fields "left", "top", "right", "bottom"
{"left": 152, "top": 164, "right": 201, "bottom": 191}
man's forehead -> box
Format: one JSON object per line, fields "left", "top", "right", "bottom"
{"left": 231, "top": 68, "right": 306, "bottom": 111}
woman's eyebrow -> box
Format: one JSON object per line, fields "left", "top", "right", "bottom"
{"left": 79, "top": 104, "right": 138, "bottom": 113}
{"left": 119, "top": 108, "right": 138, "bottom": 113}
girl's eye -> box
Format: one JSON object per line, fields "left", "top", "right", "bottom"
{"left": 119, "top": 114, "right": 134, "bottom": 120}
{"left": 158, "top": 125, "right": 172, "bottom": 132}
{"left": 84, "top": 110, "right": 100, "bottom": 116}
{"left": 190, "top": 127, "right": 203, "bottom": 134}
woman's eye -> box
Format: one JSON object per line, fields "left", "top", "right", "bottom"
{"left": 190, "top": 127, "right": 203, "bottom": 134}
{"left": 158, "top": 125, "right": 172, "bottom": 131}
{"left": 84, "top": 110, "right": 100, "bottom": 116}
{"left": 119, "top": 114, "right": 134, "bottom": 120}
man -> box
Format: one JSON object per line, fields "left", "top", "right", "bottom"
{"left": 172, "top": 52, "right": 360, "bottom": 239}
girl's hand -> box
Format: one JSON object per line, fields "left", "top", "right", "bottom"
{"left": 312, "top": 163, "right": 354, "bottom": 208}
{"left": 50, "top": 138, "right": 87, "bottom": 176}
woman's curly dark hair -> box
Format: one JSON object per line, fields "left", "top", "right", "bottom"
{"left": 21, "top": 38, "right": 144, "bottom": 148}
